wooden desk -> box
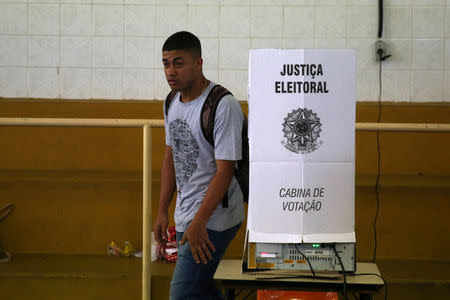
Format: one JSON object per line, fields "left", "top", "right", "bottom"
{"left": 214, "top": 259, "right": 384, "bottom": 300}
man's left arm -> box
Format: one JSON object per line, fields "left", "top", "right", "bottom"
{"left": 179, "top": 159, "right": 235, "bottom": 264}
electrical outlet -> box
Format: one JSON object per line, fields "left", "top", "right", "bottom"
{"left": 374, "top": 40, "right": 390, "bottom": 61}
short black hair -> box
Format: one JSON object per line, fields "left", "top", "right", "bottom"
{"left": 162, "top": 31, "right": 202, "bottom": 57}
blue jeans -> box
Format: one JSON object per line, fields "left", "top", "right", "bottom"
{"left": 170, "top": 223, "right": 241, "bottom": 300}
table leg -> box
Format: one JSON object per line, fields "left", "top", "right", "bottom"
{"left": 225, "top": 288, "right": 235, "bottom": 300}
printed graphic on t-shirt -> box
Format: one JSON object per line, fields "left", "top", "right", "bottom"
{"left": 169, "top": 119, "right": 199, "bottom": 191}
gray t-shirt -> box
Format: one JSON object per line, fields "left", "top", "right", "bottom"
{"left": 164, "top": 81, "right": 245, "bottom": 232}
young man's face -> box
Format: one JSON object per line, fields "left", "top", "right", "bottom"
{"left": 162, "top": 49, "right": 202, "bottom": 91}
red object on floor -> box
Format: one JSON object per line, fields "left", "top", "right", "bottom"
{"left": 257, "top": 290, "right": 338, "bottom": 300}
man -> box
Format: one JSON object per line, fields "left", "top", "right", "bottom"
{"left": 153, "top": 31, "right": 245, "bottom": 300}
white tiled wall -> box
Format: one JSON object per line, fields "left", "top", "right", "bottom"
{"left": 0, "top": 0, "right": 449, "bottom": 101}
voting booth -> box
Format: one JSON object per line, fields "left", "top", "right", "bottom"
{"left": 245, "top": 49, "right": 356, "bottom": 273}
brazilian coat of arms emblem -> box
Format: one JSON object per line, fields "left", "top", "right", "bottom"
{"left": 281, "top": 108, "right": 323, "bottom": 154}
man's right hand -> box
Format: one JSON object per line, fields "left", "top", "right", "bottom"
{"left": 153, "top": 212, "right": 169, "bottom": 247}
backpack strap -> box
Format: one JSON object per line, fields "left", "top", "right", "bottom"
{"left": 164, "top": 90, "right": 178, "bottom": 117}
{"left": 200, "top": 85, "right": 232, "bottom": 208}
{"left": 201, "top": 85, "right": 232, "bottom": 147}
{"left": 235, "top": 115, "right": 249, "bottom": 203}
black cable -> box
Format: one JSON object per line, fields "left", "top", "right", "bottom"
{"left": 377, "top": 58, "right": 383, "bottom": 124}
{"left": 350, "top": 273, "right": 388, "bottom": 300}
{"left": 294, "top": 244, "right": 316, "bottom": 278}
{"left": 0, "top": 203, "right": 14, "bottom": 223}
{"left": 234, "top": 289, "right": 243, "bottom": 297}
{"left": 378, "top": 0, "right": 383, "bottom": 38}
{"left": 373, "top": 56, "right": 383, "bottom": 263}
{"left": 332, "top": 244, "right": 348, "bottom": 300}
{"left": 241, "top": 290, "right": 254, "bottom": 300}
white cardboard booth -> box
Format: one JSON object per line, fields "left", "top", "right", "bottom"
{"left": 247, "top": 49, "right": 356, "bottom": 246}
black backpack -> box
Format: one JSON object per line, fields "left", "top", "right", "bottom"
{"left": 164, "top": 84, "right": 249, "bottom": 207}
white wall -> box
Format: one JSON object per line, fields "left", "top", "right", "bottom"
{"left": 0, "top": 0, "right": 449, "bottom": 102}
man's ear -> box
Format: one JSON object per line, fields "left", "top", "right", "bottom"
{"left": 196, "top": 57, "right": 203, "bottom": 72}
